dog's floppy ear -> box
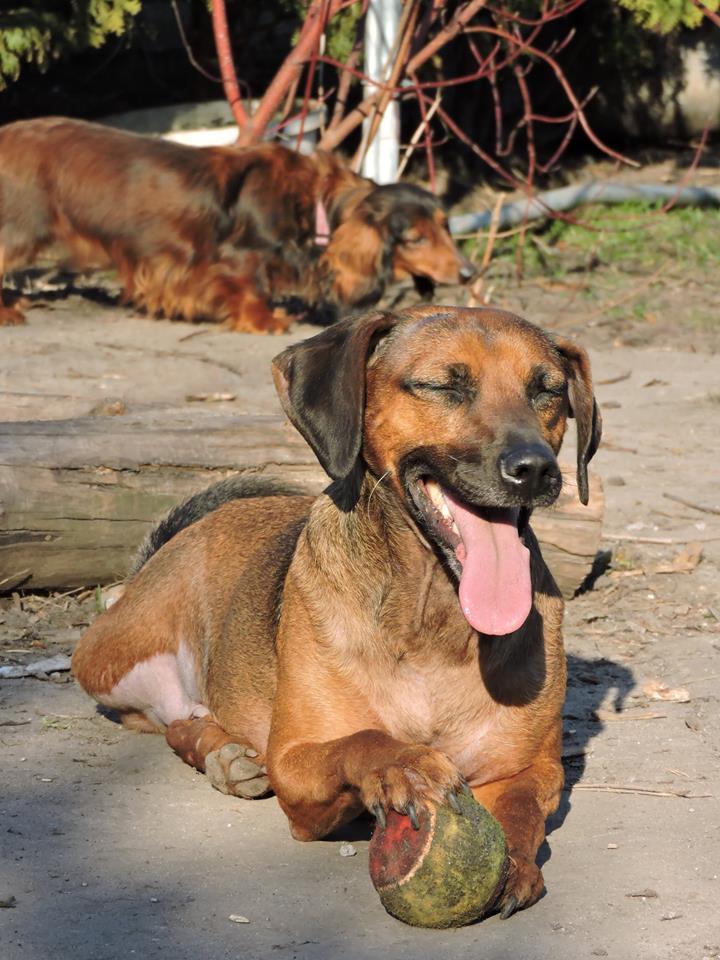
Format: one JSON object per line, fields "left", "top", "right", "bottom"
{"left": 272, "top": 311, "right": 398, "bottom": 481}
{"left": 554, "top": 338, "right": 602, "bottom": 506}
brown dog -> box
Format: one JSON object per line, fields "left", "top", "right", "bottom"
{"left": 0, "top": 117, "right": 474, "bottom": 331}
{"left": 72, "top": 305, "right": 600, "bottom": 917}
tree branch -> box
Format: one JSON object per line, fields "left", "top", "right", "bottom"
{"left": 237, "top": 0, "right": 348, "bottom": 145}
{"left": 211, "top": 0, "right": 249, "bottom": 129}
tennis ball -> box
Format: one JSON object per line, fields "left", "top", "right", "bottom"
{"left": 368, "top": 792, "right": 507, "bottom": 928}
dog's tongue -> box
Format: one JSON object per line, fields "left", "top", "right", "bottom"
{"left": 443, "top": 490, "right": 532, "bottom": 636}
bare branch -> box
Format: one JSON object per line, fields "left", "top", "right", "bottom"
{"left": 479, "top": 23, "right": 639, "bottom": 167}
{"left": 405, "top": 0, "right": 491, "bottom": 75}
{"left": 211, "top": 0, "right": 249, "bottom": 129}
{"left": 237, "top": 0, "right": 349, "bottom": 146}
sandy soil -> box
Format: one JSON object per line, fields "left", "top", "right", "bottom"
{"left": 1, "top": 271, "right": 719, "bottom": 960}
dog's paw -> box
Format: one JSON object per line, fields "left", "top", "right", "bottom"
{"left": 496, "top": 854, "right": 545, "bottom": 918}
{"left": 359, "top": 745, "right": 462, "bottom": 824}
{"left": 205, "top": 743, "right": 272, "bottom": 799}
{"left": 0, "top": 305, "right": 26, "bottom": 326}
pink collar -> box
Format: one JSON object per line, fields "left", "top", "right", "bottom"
{"left": 315, "top": 199, "right": 330, "bottom": 246}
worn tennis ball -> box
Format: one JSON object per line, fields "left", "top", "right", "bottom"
{"left": 368, "top": 792, "right": 508, "bottom": 928}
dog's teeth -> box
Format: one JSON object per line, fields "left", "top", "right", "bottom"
{"left": 425, "top": 480, "right": 453, "bottom": 522}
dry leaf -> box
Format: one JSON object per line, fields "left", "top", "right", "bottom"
{"left": 89, "top": 398, "right": 127, "bottom": 417}
{"left": 642, "top": 680, "right": 690, "bottom": 703}
{"left": 642, "top": 542, "right": 703, "bottom": 577}
{"left": 670, "top": 541, "right": 702, "bottom": 572}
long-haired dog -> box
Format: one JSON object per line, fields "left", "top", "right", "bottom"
{"left": 0, "top": 117, "right": 475, "bottom": 331}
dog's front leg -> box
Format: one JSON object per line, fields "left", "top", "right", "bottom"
{"left": 471, "top": 725, "right": 564, "bottom": 918}
{"left": 268, "top": 730, "right": 463, "bottom": 842}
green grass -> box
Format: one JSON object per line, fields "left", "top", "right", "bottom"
{"left": 466, "top": 202, "right": 720, "bottom": 280}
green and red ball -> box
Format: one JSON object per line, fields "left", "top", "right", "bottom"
{"left": 368, "top": 792, "right": 508, "bottom": 928}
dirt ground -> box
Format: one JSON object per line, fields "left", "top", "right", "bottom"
{"left": 1, "top": 251, "right": 719, "bottom": 959}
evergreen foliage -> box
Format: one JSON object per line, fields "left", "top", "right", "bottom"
{"left": 0, "top": 0, "right": 141, "bottom": 89}
{"left": 0, "top": 0, "right": 716, "bottom": 94}
{"left": 617, "top": 0, "right": 719, "bottom": 32}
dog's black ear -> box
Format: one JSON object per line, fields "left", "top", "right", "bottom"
{"left": 555, "top": 338, "right": 602, "bottom": 506}
{"left": 366, "top": 184, "right": 434, "bottom": 240}
{"left": 272, "top": 311, "right": 398, "bottom": 481}
{"left": 389, "top": 212, "right": 415, "bottom": 247}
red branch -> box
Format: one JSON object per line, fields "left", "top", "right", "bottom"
{"left": 211, "top": 0, "right": 249, "bottom": 129}
{"left": 410, "top": 75, "right": 437, "bottom": 191}
{"left": 477, "top": 22, "right": 638, "bottom": 168}
{"left": 487, "top": 0, "right": 587, "bottom": 27}
{"left": 215, "top": 0, "right": 644, "bottom": 198}
{"left": 236, "top": 0, "right": 351, "bottom": 146}
{"left": 405, "top": 0, "right": 491, "bottom": 75}
{"left": 692, "top": 0, "right": 720, "bottom": 26}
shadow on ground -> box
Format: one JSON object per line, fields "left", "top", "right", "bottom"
{"left": 0, "top": 648, "right": 636, "bottom": 960}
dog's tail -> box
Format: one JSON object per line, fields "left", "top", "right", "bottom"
{"left": 131, "top": 474, "right": 303, "bottom": 575}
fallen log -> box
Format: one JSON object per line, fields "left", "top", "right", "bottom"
{"left": 0, "top": 411, "right": 603, "bottom": 597}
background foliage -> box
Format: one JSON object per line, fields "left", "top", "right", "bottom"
{"left": 0, "top": 0, "right": 141, "bottom": 89}
{"left": 2, "top": 0, "right": 718, "bottom": 91}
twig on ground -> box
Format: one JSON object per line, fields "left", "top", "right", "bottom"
{"left": 99, "top": 341, "right": 246, "bottom": 381}
{"left": 177, "top": 329, "right": 213, "bottom": 343}
{"left": 602, "top": 533, "right": 720, "bottom": 545}
{"left": 666, "top": 768, "right": 692, "bottom": 780}
{"left": 573, "top": 783, "right": 712, "bottom": 798}
{"left": 601, "top": 441, "right": 638, "bottom": 454}
{"left": 29, "top": 581, "right": 122, "bottom": 606}
{"left": 663, "top": 492, "right": 720, "bottom": 516}
{"left": 595, "top": 370, "right": 631, "bottom": 386}
{"left": 593, "top": 710, "right": 666, "bottom": 722}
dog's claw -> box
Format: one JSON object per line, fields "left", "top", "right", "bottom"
{"left": 406, "top": 801, "right": 420, "bottom": 830}
{"left": 500, "top": 895, "right": 519, "bottom": 919}
{"left": 373, "top": 804, "right": 386, "bottom": 829}
{"left": 448, "top": 790, "right": 462, "bottom": 814}
{"left": 459, "top": 777, "right": 474, "bottom": 797}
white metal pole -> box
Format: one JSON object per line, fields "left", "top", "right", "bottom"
{"left": 362, "top": 0, "right": 402, "bottom": 184}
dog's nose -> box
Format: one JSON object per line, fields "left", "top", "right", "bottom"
{"left": 459, "top": 260, "right": 477, "bottom": 283}
{"left": 499, "top": 443, "right": 560, "bottom": 499}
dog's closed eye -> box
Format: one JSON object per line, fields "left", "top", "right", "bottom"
{"left": 531, "top": 384, "right": 567, "bottom": 410}
{"left": 403, "top": 379, "right": 465, "bottom": 403}
{"left": 402, "top": 364, "right": 476, "bottom": 407}
{"left": 526, "top": 367, "right": 567, "bottom": 409}
{"left": 401, "top": 232, "right": 427, "bottom": 246}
